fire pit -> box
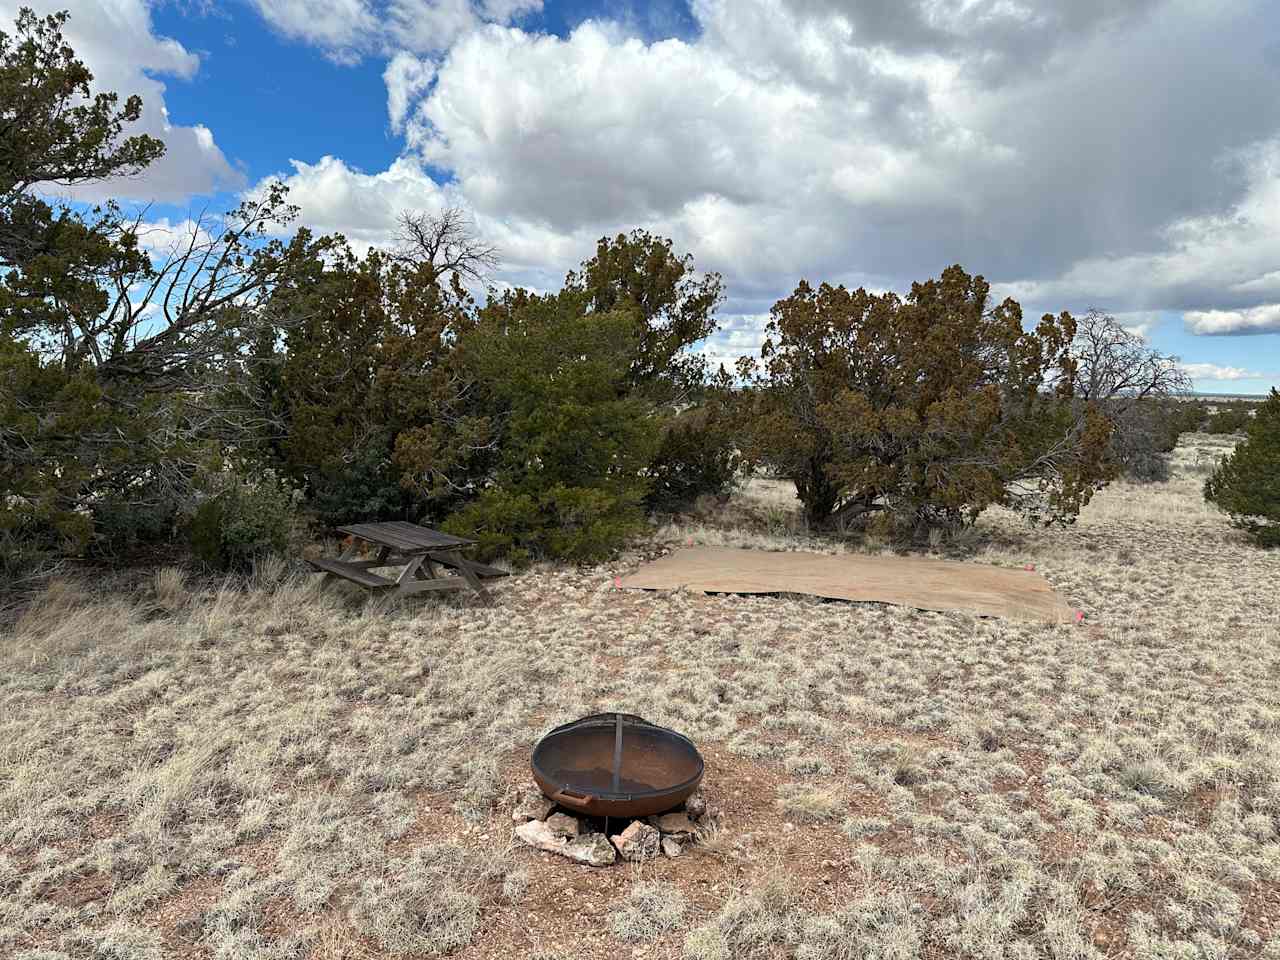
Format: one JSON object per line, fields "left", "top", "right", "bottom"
{"left": 531, "top": 713, "right": 704, "bottom": 819}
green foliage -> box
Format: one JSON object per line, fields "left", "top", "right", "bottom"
{"left": 740, "top": 266, "right": 1111, "bottom": 535}
{"left": 1, "top": 9, "right": 333, "bottom": 563}
{"left": 421, "top": 291, "right": 660, "bottom": 563}
{"left": 565, "top": 229, "right": 723, "bottom": 400}
{"left": 645, "top": 374, "right": 744, "bottom": 513}
{"left": 1204, "top": 389, "right": 1280, "bottom": 547}
{"left": 1206, "top": 402, "right": 1253, "bottom": 435}
{"left": 187, "top": 468, "right": 302, "bottom": 571}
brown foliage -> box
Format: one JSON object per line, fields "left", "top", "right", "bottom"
{"left": 739, "top": 265, "right": 1112, "bottom": 535}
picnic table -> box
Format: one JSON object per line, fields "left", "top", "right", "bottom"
{"left": 307, "top": 521, "right": 507, "bottom": 602}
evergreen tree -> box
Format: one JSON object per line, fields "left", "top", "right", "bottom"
{"left": 1205, "top": 388, "right": 1280, "bottom": 547}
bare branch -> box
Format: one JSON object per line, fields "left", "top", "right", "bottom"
{"left": 391, "top": 206, "right": 498, "bottom": 283}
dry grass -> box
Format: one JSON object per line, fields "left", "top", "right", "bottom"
{"left": 3, "top": 435, "right": 1280, "bottom": 958}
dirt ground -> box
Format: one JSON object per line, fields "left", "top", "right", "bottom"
{"left": 4, "top": 433, "right": 1280, "bottom": 959}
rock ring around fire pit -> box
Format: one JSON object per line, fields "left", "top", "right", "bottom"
{"left": 531, "top": 713, "right": 704, "bottom": 819}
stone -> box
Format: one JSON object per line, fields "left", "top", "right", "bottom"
{"left": 661, "top": 836, "right": 683, "bottom": 859}
{"left": 684, "top": 790, "right": 708, "bottom": 820}
{"left": 174, "top": 916, "right": 204, "bottom": 943}
{"left": 512, "top": 785, "right": 555, "bottom": 822}
{"left": 653, "top": 811, "right": 698, "bottom": 838}
{"left": 545, "top": 812, "right": 580, "bottom": 839}
{"left": 611, "top": 820, "right": 660, "bottom": 862}
{"left": 515, "top": 820, "right": 616, "bottom": 867}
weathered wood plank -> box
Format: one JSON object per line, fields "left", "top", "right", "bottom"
{"left": 379, "top": 521, "right": 476, "bottom": 549}
{"left": 307, "top": 556, "right": 396, "bottom": 589}
{"left": 424, "top": 551, "right": 510, "bottom": 579}
{"left": 396, "top": 578, "right": 469, "bottom": 596}
{"left": 336, "top": 523, "right": 425, "bottom": 553}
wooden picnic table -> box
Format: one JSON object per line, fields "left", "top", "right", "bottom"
{"left": 307, "top": 521, "right": 507, "bottom": 602}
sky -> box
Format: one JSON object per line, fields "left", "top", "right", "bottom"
{"left": 6, "top": 0, "right": 1280, "bottom": 394}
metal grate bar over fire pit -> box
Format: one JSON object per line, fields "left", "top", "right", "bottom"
{"left": 531, "top": 712, "right": 704, "bottom": 819}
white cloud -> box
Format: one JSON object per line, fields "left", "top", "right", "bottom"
{"left": 2, "top": 0, "right": 242, "bottom": 203}
{"left": 246, "top": 0, "right": 376, "bottom": 60}
{"left": 1185, "top": 305, "right": 1280, "bottom": 336}
{"left": 240, "top": 0, "right": 1280, "bottom": 355}
{"left": 133, "top": 217, "right": 216, "bottom": 255}
{"left": 245, "top": 0, "right": 542, "bottom": 60}
{"left": 1179, "top": 362, "right": 1273, "bottom": 382}
{"left": 383, "top": 53, "right": 436, "bottom": 133}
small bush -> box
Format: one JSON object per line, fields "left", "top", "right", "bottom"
{"left": 1206, "top": 404, "right": 1252, "bottom": 435}
{"left": 1205, "top": 388, "right": 1280, "bottom": 547}
{"left": 645, "top": 396, "right": 744, "bottom": 513}
{"left": 187, "top": 468, "right": 302, "bottom": 571}
{"left": 776, "top": 782, "right": 847, "bottom": 822}
{"left": 88, "top": 489, "right": 180, "bottom": 557}
{"left": 608, "top": 880, "right": 687, "bottom": 942}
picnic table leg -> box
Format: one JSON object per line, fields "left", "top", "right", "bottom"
{"left": 395, "top": 555, "right": 426, "bottom": 597}
{"left": 317, "top": 537, "right": 365, "bottom": 587}
{"left": 448, "top": 549, "right": 492, "bottom": 603}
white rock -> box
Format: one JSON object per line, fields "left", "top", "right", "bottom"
{"left": 661, "top": 836, "right": 683, "bottom": 859}
{"left": 545, "top": 812, "right": 581, "bottom": 839}
{"left": 684, "top": 790, "right": 708, "bottom": 820}
{"left": 512, "top": 785, "right": 555, "bottom": 823}
{"left": 515, "top": 820, "right": 616, "bottom": 867}
{"left": 611, "top": 820, "right": 661, "bottom": 862}
{"left": 652, "top": 811, "right": 698, "bottom": 838}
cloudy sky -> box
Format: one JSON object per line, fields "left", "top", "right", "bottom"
{"left": 8, "top": 0, "right": 1280, "bottom": 393}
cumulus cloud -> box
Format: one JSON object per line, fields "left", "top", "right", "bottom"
{"left": 1179, "top": 363, "right": 1273, "bottom": 382}
{"left": 1185, "top": 305, "right": 1280, "bottom": 336}
{"left": 384, "top": 52, "right": 436, "bottom": 133}
{"left": 245, "top": 0, "right": 541, "bottom": 60}
{"left": 242, "top": 0, "right": 1280, "bottom": 363}
{"left": 2, "top": 0, "right": 242, "bottom": 202}
{"left": 371, "top": 1, "right": 1280, "bottom": 317}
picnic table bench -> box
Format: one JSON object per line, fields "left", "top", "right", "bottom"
{"left": 307, "top": 521, "right": 507, "bottom": 602}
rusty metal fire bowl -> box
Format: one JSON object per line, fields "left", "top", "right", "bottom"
{"left": 530, "top": 713, "right": 704, "bottom": 819}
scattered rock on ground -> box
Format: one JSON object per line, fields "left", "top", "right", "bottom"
{"left": 512, "top": 785, "right": 555, "bottom": 822}
{"left": 661, "top": 836, "right": 683, "bottom": 859}
{"left": 545, "top": 812, "right": 581, "bottom": 839}
{"left": 684, "top": 790, "right": 707, "bottom": 820}
{"left": 651, "top": 811, "right": 697, "bottom": 838}
{"left": 515, "top": 820, "right": 616, "bottom": 866}
{"left": 611, "top": 820, "right": 660, "bottom": 862}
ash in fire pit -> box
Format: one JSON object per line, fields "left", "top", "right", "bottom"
{"left": 513, "top": 713, "right": 713, "bottom": 866}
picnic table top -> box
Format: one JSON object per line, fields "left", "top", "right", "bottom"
{"left": 337, "top": 521, "right": 476, "bottom": 553}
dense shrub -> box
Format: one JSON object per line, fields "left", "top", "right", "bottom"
{"left": 740, "top": 266, "right": 1111, "bottom": 535}
{"left": 420, "top": 291, "right": 660, "bottom": 564}
{"left": 187, "top": 469, "right": 302, "bottom": 571}
{"left": 1206, "top": 403, "right": 1253, "bottom": 435}
{"left": 1204, "top": 388, "right": 1280, "bottom": 547}
{"left": 644, "top": 382, "right": 744, "bottom": 513}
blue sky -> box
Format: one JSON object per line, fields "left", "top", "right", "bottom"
{"left": 10, "top": 0, "right": 1280, "bottom": 393}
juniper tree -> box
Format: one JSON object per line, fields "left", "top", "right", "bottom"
{"left": 739, "top": 265, "right": 1112, "bottom": 535}
{"left": 1205, "top": 388, "right": 1280, "bottom": 547}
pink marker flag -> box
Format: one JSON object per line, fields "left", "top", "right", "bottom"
{"left": 1024, "top": 563, "right": 1036, "bottom": 571}
{"left": 1075, "top": 610, "right": 1085, "bottom": 624}
{"left": 613, "top": 577, "right": 621, "bottom": 589}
